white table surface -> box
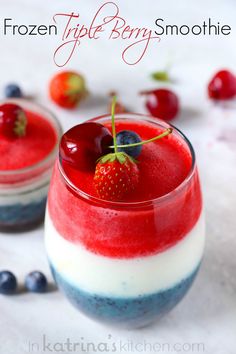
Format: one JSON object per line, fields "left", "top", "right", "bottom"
{"left": 0, "top": 0, "right": 236, "bottom": 353}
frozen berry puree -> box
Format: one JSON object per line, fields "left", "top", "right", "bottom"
{"left": 0, "top": 107, "right": 57, "bottom": 171}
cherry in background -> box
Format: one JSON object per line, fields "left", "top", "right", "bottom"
{"left": 208, "top": 69, "right": 236, "bottom": 100}
{"left": 141, "top": 89, "right": 179, "bottom": 121}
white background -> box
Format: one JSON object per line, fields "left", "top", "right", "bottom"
{"left": 0, "top": 0, "right": 236, "bottom": 353}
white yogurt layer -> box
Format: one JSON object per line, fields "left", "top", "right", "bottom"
{"left": 45, "top": 210, "right": 205, "bottom": 297}
{"left": 0, "top": 173, "right": 51, "bottom": 206}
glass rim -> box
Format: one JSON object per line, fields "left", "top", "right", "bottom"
{"left": 59, "top": 113, "right": 197, "bottom": 209}
{"left": 0, "top": 98, "right": 62, "bottom": 176}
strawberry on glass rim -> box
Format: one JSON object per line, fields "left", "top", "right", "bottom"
{"left": 0, "top": 103, "right": 27, "bottom": 139}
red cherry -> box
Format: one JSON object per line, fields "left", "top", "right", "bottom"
{"left": 60, "top": 122, "right": 113, "bottom": 171}
{"left": 0, "top": 103, "right": 27, "bottom": 138}
{"left": 141, "top": 89, "right": 179, "bottom": 121}
{"left": 208, "top": 70, "right": 236, "bottom": 100}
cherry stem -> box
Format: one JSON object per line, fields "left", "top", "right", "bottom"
{"left": 109, "top": 128, "right": 173, "bottom": 149}
{"left": 111, "top": 95, "right": 118, "bottom": 154}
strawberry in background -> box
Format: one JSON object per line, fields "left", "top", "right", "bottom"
{"left": 49, "top": 71, "right": 88, "bottom": 109}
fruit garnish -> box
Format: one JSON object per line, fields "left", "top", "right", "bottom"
{"left": 59, "top": 122, "right": 113, "bottom": 171}
{"left": 112, "top": 128, "right": 172, "bottom": 151}
{"left": 49, "top": 71, "right": 88, "bottom": 109}
{"left": 140, "top": 89, "right": 179, "bottom": 121}
{"left": 4, "top": 83, "right": 23, "bottom": 98}
{"left": 116, "top": 130, "right": 142, "bottom": 158}
{"left": 208, "top": 69, "right": 236, "bottom": 100}
{"left": 94, "top": 96, "right": 139, "bottom": 201}
{"left": 151, "top": 70, "right": 170, "bottom": 82}
{"left": 94, "top": 96, "right": 173, "bottom": 201}
{"left": 94, "top": 153, "right": 139, "bottom": 201}
{"left": 0, "top": 103, "right": 27, "bottom": 138}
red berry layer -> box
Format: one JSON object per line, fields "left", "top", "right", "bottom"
{"left": 48, "top": 119, "right": 202, "bottom": 258}
{"left": 0, "top": 110, "right": 57, "bottom": 171}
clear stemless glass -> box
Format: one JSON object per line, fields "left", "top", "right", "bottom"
{"left": 0, "top": 99, "right": 62, "bottom": 232}
{"left": 45, "top": 113, "right": 205, "bottom": 328}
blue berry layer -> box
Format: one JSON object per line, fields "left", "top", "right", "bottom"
{"left": 0, "top": 197, "right": 47, "bottom": 232}
{"left": 51, "top": 264, "right": 200, "bottom": 328}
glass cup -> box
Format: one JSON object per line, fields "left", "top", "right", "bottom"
{"left": 45, "top": 113, "right": 205, "bottom": 328}
{"left": 0, "top": 99, "right": 62, "bottom": 232}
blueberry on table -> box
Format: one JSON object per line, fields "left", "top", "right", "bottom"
{"left": 4, "top": 84, "right": 23, "bottom": 98}
{"left": 0, "top": 271, "right": 17, "bottom": 295}
{"left": 116, "top": 130, "right": 142, "bottom": 158}
{"left": 25, "top": 271, "right": 48, "bottom": 293}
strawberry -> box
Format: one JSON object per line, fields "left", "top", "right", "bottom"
{"left": 94, "top": 152, "right": 139, "bottom": 201}
{"left": 0, "top": 103, "right": 27, "bottom": 138}
{"left": 49, "top": 71, "right": 88, "bottom": 109}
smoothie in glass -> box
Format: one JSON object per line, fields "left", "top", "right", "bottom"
{"left": 45, "top": 113, "right": 204, "bottom": 328}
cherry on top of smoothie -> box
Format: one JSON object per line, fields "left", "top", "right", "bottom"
{"left": 62, "top": 120, "right": 192, "bottom": 202}
{"left": 0, "top": 110, "right": 57, "bottom": 170}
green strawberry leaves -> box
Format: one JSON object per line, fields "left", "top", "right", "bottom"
{"left": 97, "top": 152, "right": 136, "bottom": 165}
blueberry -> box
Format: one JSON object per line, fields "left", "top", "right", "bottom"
{"left": 25, "top": 271, "right": 48, "bottom": 293}
{"left": 4, "top": 84, "right": 23, "bottom": 98}
{"left": 116, "top": 130, "right": 142, "bottom": 158}
{"left": 0, "top": 271, "right": 17, "bottom": 295}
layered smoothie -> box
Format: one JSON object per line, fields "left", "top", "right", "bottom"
{"left": 45, "top": 114, "right": 204, "bottom": 327}
{"left": 0, "top": 100, "right": 61, "bottom": 231}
